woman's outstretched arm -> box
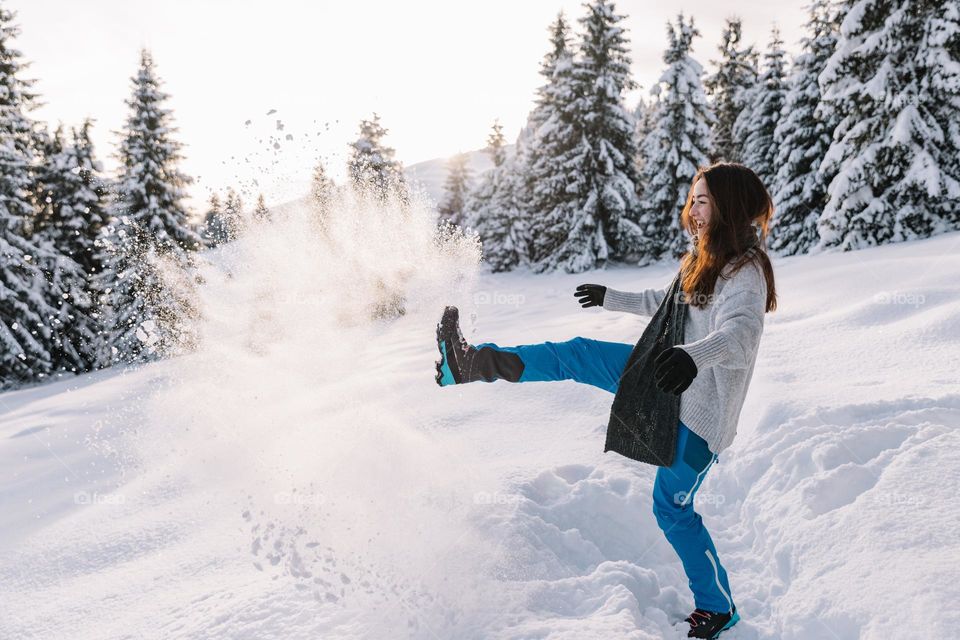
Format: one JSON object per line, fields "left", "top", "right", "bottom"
{"left": 602, "top": 285, "right": 671, "bottom": 317}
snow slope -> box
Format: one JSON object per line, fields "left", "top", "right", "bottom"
{"left": 269, "top": 146, "right": 505, "bottom": 219}
{"left": 404, "top": 145, "right": 512, "bottom": 205}
{"left": 1, "top": 202, "right": 958, "bottom": 639}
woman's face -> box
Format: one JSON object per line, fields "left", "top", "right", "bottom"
{"left": 691, "top": 178, "right": 713, "bottom": 234}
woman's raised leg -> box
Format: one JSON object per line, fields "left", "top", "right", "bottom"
{"left": 435, "top": 305, "right": 632, "bottom": 393}
{"left": 475, "top": 337, "right": 633, "bottom": 394}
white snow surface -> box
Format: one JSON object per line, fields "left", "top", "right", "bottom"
{"left": 2, "top": 209, "right": 959, "bottom": 639}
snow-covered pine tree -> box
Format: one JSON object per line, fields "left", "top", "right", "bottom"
{"left": 465, "top": 119, "right": 507, "bottom": 223}
{"left": 1, "top": 20, "right": 107, "bottom": 383}
{"left": 816, "top": 0, "right": 960, "bottom": 250}
{"left": 33, "top": 122, "right": 108, "bottom": 254}
{"left": 347, "top": 113, "right": 406, "bottom": 200}
{"left": 35, "top": 245, "right": 98, "bottom": 378}
{"left": 739, "top": 27, "right": 788, "bottom": 190}
{"left": 0, "top": 5, "right": 41, "bottom": 238}
{"left": 437, "top": 152, "right": 472, "bottom": 227}
{"left": 566, "top": 0, "right": 644, "bottom": 266}
{"left": 704, "top": 18, "right": 758, "bottom": 163}
{"left": 29, "top": 120, "right": 110, "bottom": 375}
{"left": 202, "top": 193, "right": 226, "bottom": 246}
{"left": 96, "top": 49, "right": 201, "bottom": 364}
{"left": 769, "top": 0, "right": 839, "bottom": 256}
{"left": 32, "top": 124, "right": 65, "bottom": 235}
{"left": 31, "top": 241, "right": 98, "bottom": 378}
{"left": 311, "top": 160, "right": 334, "bottom": 211}
{"left": 636, "top": 13, "right": 714, "bottom": 261}
{"left": 932, "top": 1, "right": 960, "bottom": 226}
{"left": 632, "top": 93, "right": 657, "bottom": 178}
{"left": 96, "top": 217, "right": 200, "bottom": 365}
{"left": 253, "top": 193, "right": 270, "bottom": 222}
{"left": 0, "top": 113, "right": 58, "bottom": 386}
{"left": 309, "top": 159, "right": 336, "bottom": 231}
{"left": 518, "top": 12, "right": 571, "bottom": 234}
{"left": 67, "top": 120, "right": 110, "bottom": 275}
{"left": 511, "top": 121, "right": 536, "bottom": 223}
{"left": 0, "top": 6, "right": 75, "bottom": 386}
{"left": 112, "top": 50, "right": 203, "bottom": 255}
{"left": 0, "top": 154, "right": 59, "bottom": 385}
{"left": 531, "top": 0, "right": 644, "bottom": 272}
{"left": 222, "top": 188, "right": 245, "bottom": 241}
{"left": 463, "top": 121, "right": 528, "bottom": 272}
{"left": 532, "top": 11, "right": 572, "bottom": 135}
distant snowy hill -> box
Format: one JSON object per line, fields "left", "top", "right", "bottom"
{"left": 267, "top": 146, "right": 511, "bottom": 216}
{"left": 2, "top": 204, "right": 958, "bottom": 638}
{"left": 404, "top": 145, "right": 514, "bottom": 205}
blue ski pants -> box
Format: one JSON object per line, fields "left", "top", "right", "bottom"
{"left": 475, "top": 336, "right": 736, "bottom": 614}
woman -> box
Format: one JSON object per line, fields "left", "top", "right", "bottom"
{"left": 434, "top": 162, "right": 777, "bottom": 640}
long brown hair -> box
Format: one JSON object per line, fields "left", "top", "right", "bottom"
{"left": 678, "top": 163, "right": 777, "bottom": 312}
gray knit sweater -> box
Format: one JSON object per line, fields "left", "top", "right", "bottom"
{"left": 602, "top": 256, "right": 767, "bottom": 455}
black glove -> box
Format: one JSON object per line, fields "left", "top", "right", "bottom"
{"left": 654, "top": 346, "right": 698, "bottom": 395}
{"left": 575, "top": 284, "right": 606, "bottom": 308}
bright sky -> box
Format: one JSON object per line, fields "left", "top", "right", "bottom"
{"left": 11, "top": 0, "right": 807, "bottom": 213}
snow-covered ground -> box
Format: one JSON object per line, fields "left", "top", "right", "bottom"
{"left": 2, "top": 200, "right": 959, "bottom": 639}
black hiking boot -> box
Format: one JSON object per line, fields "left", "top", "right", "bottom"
{"left": 434, "top": 306, "right": 524, "bottom": 386}
{"left": 685, "top": 605, "right": 740, "bottom": 638}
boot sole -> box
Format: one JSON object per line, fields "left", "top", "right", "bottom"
{"left": 435, "top": 340, "right": 457, "bottom": 387}
{"left": 435, "top": 308, "right": 459, "bottom": 386}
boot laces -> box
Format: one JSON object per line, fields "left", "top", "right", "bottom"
{"left": 688, "top": 609, "right": 716, "bottom": 626}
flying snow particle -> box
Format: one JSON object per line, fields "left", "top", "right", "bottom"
{"left": 136, "top": 319, "right": 160, "bottom": 349}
